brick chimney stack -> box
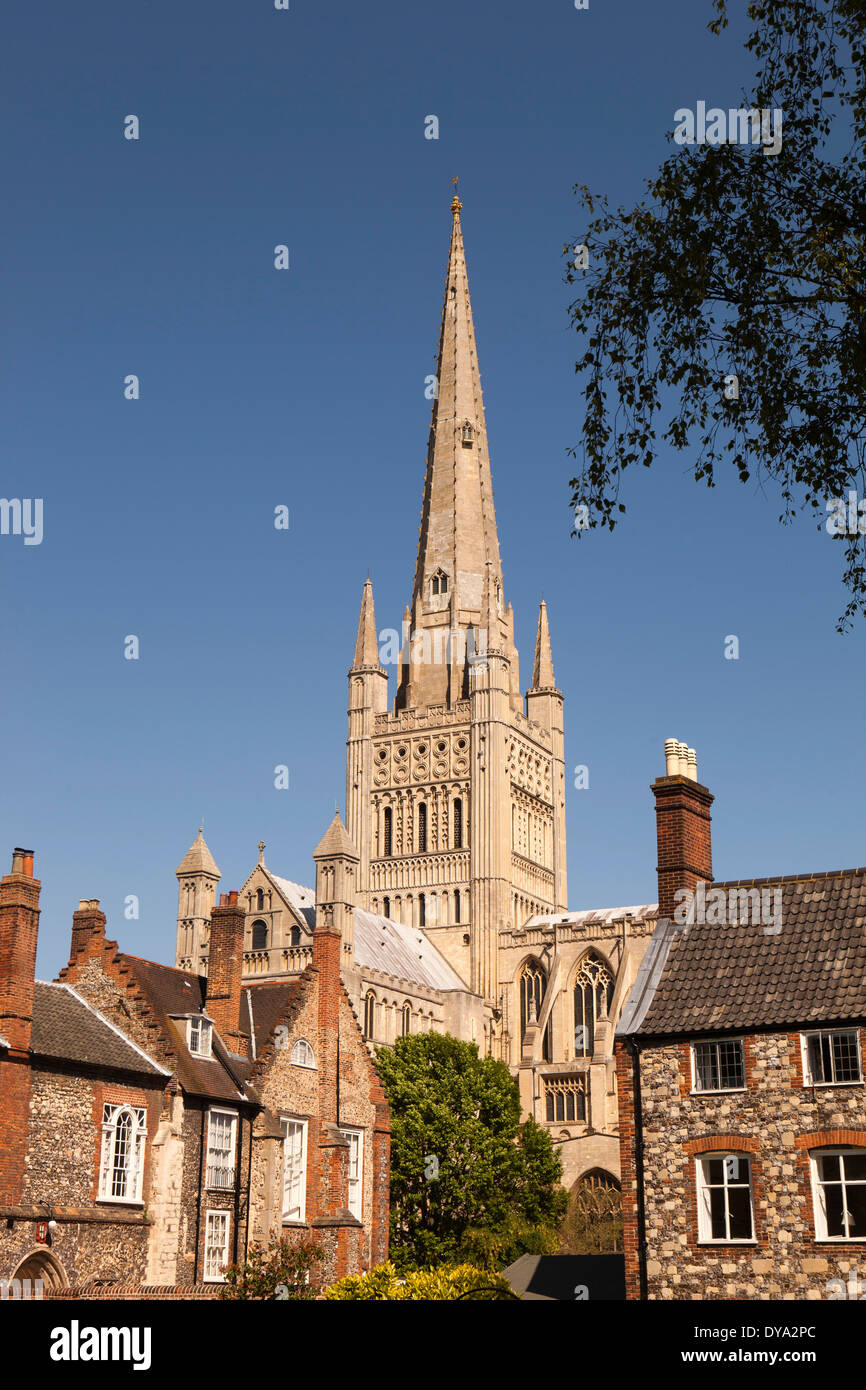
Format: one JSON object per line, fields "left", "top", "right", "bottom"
{"left": 652, "top": 739, "right": 714, "bottom": 922}
{"left": 0, "top": 848, "right": 40, "bottom": 1204}
{"left": 70, "top": 898, "right": 107, "bottom": 961}
{"left": 205, "top": 890, "right": 249, "bottom": 1057}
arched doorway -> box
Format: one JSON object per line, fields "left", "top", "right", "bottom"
{"left": 561, "top": 1170, "right": 622, "bottom": 1254}
{"left": 11, "top": 1247, "right": 69, "bottom": 1292}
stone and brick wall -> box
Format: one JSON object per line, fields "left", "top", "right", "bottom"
{"left": 618, "top": 1028, "right": 866, "bottom": 1299}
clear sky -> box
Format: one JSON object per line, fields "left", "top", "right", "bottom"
{"left": 2, "top": 0, "right": 863, "bottom": 980}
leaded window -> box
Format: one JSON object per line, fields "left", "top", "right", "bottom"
{"left": 544, "top": 1075, "right": 587, "bottom": 1124}
{"left": 206, "top": 1109, "right": 237, "bottom": 1190}
{"left": 573, "top": 953, "right": 613, "bottom": 1058}
{"left": 693, "top": 1039, "right": 746, "bottom": 1092}
{"left": 804, "top": 1030, "right": 862, "bottom": 1086}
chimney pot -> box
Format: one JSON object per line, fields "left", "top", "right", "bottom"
{"left": 11, "top": 849, "right": 34, "bottom": 877}
{"left": 228, "top": 890, "right": 238, "bottom": 905}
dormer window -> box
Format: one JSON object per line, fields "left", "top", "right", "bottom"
{"left": 461, "top": 421, "right": 475, "bottom": 447}
{"left": 431, "top": 569, "right": 449, "bottom": 597}
{"left": 189, "top": 1016, "right": 213, "bottom": 1057}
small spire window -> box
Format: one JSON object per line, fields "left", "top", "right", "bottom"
{"left": 431, "top": 569, "right": 449, "bottom": 598}
{"left": 461, "top": 421, "right": 475, "bottom": 447}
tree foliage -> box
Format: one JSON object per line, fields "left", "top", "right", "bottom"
{"left": 566, "top": 0, "right": 866, "bottom": 628}
{"left": 323, "top": 1261, "right": 516, "bottom": 1301}
{"left": 375, "top": 1032, "right": 568, "bottom": 1271}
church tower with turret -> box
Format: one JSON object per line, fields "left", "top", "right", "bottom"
{"left": 345, "top": 196, "right": 568, "bottom": 1012}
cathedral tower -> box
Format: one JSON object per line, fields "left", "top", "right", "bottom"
{"left": 175, "top": 828, "right": 221, "bottom": 973}
{"left": 346, "top": 196, "right": 568, "bottom": 1009}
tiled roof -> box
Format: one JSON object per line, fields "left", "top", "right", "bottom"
{"left": 31, "top": 982, "right": 168, "bottom": 1077}
{"left": 245, "top": 980, "right": 304, "bottom": 1058}
{"left": 353, "top": 910, "right": 469, "bottom": 992}
{"left": 117, "top": 955, "right": 247, "bottom": 1102}
{"left": 620, "top": 867, "right": 866, "bottom": 1037}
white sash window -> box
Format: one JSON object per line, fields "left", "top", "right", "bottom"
{"left": 281, "top": 1118, "right": 308, "bottom": 1222}
{"left": 98, "top": 1105, "right": 146, "bottom": 1203}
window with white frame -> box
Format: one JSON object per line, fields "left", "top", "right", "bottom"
{"left": 692, "top": 1039, "right": 745, "bottom": 1092}
{"left": 811, "top": 1150, "right": 866, "bottom": 1240}
{"left": 803, "top": 1030, "right": 862, "bottom": 1086}
{"left": 281, "top": 1118, "right": 308, "bottom": 1222}
{"left": 203, "top": 1210, "right": 231, "bottom": 1282}
{"left": 696, "top": 1154, "right": 754, "bottom": 1242}
{"left": 206, "top": 1109, "right": 237, "bottom": 1190}
{"left": 290, "top": 1038, "right": 315, "bottom": 1069}
{"left": 188, "top": 1016, "right": 213, "bottom": 1057}
{"left": 98, "top": 1105, "right": 147, "bottom": 1203}
{"left": 343, "top": 1127, "right": 364, "bottom": 1220}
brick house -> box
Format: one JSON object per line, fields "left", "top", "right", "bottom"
{"left": 0, "top": 818, "right": 390, "bottom": 1293}
{"left": 0, "top": 850, "right": 169, "bottom": 1291}
{"left": 616, "top": 742, "right": 866, "bottom": 1300}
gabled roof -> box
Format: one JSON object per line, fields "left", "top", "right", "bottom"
{"left": 31, "top": 981, "right": 168, "bottom": 1078}
{"left": 116, "top": 954, "right": 248, "bottom": 1102}
{"left": 245, "top": 980, "right": 305, "bottom": 1058}
{"left": 618, "top": 867, "right": 866, "bottom": 1038}
{"left": 266, "top": 873, "right": 317, "bottom": 930}
{"left": 353, "top": 910, "right": 469, "bottom": 992}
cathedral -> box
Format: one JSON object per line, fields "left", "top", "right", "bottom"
{"left": 175, "top": 196, "right": 657, "bottom": 1190}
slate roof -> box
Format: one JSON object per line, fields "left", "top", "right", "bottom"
{"left": 116, "top": 954, "right": 248, "bottom": 1102}
{"left": 268, "top": 874, "right": 317, "bottom": 930}
{"left": 619, "top": 867, "right": 866, "bottom": 1038}
{"left": 30, "top": 981, "right": 168, "bottom": 1078}
{"left": 353, "top": 910, "right": 469, "bottom": 991}
{"left": 525, "top": 904, "right": 658, "bottom": 930}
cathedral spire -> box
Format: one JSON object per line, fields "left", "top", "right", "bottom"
{"left": 352, "top": 577, "right": 380, "bottom": 669}
{"left": 531, "top": 599, "right": 557, "bottom": 690}
{"left": 413, "top": 196, "right": 504, "bottom": 615}
{"left": 399, "top": 196, "right": 509, "bottom": 710}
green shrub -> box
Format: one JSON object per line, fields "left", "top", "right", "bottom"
{"left": 219, "top": 1236, "right": 323, "bottom": 1300}
{"left": 324, "top": 1261, "right": 515, "bottom": 1301}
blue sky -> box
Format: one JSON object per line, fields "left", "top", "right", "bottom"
{"left": 2, "top": 0, "right": 863, "bottom": 979}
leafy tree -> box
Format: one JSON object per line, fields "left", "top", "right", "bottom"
{"left": 375, "top": 1032, "right": 568, "bottom": 1270}
{"left": 219, "top": 1235, "right": 323, "bottom": 1300}
{"left": 324, "top": 1261, "right": 516, "bottom": 1301}
{"left": 565, "top": 0, "right": 866, "bottom": 629}
{"left": 559, "top": 1177, "right": 623, "bottom": 1256}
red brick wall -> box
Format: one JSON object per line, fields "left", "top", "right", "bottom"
{"left": 652, "top": 776, "right": 713, "bottom": 921}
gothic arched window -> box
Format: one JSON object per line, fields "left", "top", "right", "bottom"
{"left": 252, "top": 920, "right": 268, "bottom": 951}
{"left": 363, "top": 992, "right": 376, "bottom": 1040}
{"left": 453, "top": 797, "right": 463, "bottom": 849}
{"left": 431, "top": 569, "right": 449, "bottom": 597}
{"left": 289, "top": 925, "right": 301, "bottom": 948}
{"left": 519, "top": 959, "right": 551, "bottom": 1062}
{"left": 573, "top": 953, "right": 614, "bottom": 1058}
{"left": 99, "top": 1104, "right": 146, "bottom": 1202}
{"left": 383, "top": 896, "right": 390, "bottom": 919}
{"left": 418, "top": 803, "right": 427, "bottom": 853}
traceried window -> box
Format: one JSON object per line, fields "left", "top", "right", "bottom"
{"left": 206, "top": 1109, "right": 237, "bottom": 1190}
{"left": 204, "top": 1211, "right": 230, "bottom": 1282}
{"left": 364, "top": 992, "right": 376, "bottom": 1040}
{"left": 418, "top": 803, "right": 427, "bottom": 853}
{"left": 188, "top": 1016, "right": 213, "bottom": 1057}
{"left": 544, "top": 1075, "right": 587, "bottom": 1124}
{"left": 461, "top": 422, "right": 475, "bottom": 446}
{"left": 383, "top": 807, "right": 393, "bottom": 857}
{"left": 290, "top": 1038, "right": 315, "bottom": 1069}
{"left": 803, "top": 1030, "right": 863, "bottom": 1086}
{"left": 811, "top": 1150, "right": 866, "bottom": 1240}
{"left": 251, "top": 919, "right": 268, "bottom": 950}
{"left": 573, "top": 953, "right": 614, "bottom": 1058}
{"left": 453, "top": 798, "right": 463, "bottom": 849}
{"left": 519, "top": 959, "right": 551, "bottom": 1062}
{"left": 343, "top": 1127, "right": 364, "bottom": 1220}
{"left": 98, "top": 1105, "right": 146, "bottom": 1203}
{"left": 431, "top": 569, "right": 449, "bottom": 596}
{"left": 693, "top": 1039, "right": 746, "bottom": 1092}
{"left": 281, "top": 1118, "right": 308, "bottom": 1222}
{"left": 696, "top": 1154, "right": 754, "bottom": 1243}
